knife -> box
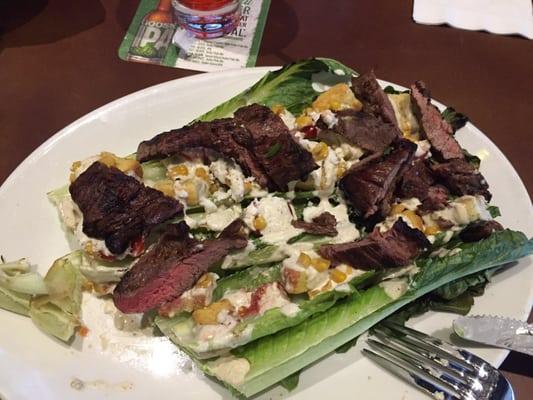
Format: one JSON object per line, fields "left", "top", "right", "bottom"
{"left": 453, "top": 315, "right": 533, "bottom": 356}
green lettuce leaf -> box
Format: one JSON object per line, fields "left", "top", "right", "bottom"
{"left": 199, "top": 229, "right": 531, "bottom": 396}
{"left": 196, "top": 58, "right": 355, "bottom": 121}
{"left": 29, "top": 251, "right": 88, "bottom": 342}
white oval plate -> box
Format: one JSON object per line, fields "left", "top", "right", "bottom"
{"left": 0, "top": 68, "right": 531, "bottom": 400}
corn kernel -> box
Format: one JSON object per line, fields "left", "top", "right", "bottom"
{"left": 116, "top": 158, "right": 143, "bottom": 177}
{"left": 99, "top": 152, "right": 117, "bottom": 168}
{"left": 192, "top": 299, "right": 233, "bottom": 325}
{"left": 311, "top": 257, "right": 330, "bottom": 272}
{"left": 168, "top": 164, "right": 189, "bottom": 179}
{"left": 84, "top": 242, "right": 95, "bottom": 255}
{"left": 297, "top": 252, "right": 312, "bottom": 267}
{"left": 243, "top": 181, "right": 253, "bottom": 194}
{"left": 181, "top": 180, "right": 198, "bottom": 206}
{"left": 153, "top": 179, "right": 175, "bottom": 197}
{"left": 196, "top": 273, "right": 214, "bottom": 288}
{"left": 312, "top": 83, "right": 363, "bottom": 112}
{"left": 330, "top": 268, "right": 347, "bottom": 283}
{"left": 271, "top": 104, "right": 285, "bottom": 115}
{"left": 312, "top": 142, "right": 329, "bottom": 161}
{"left": 391, "top": 204, "right": 407, "bottom": 215}
{"left": 253, "top": 215, "right": 267, "bottom": 231}
{"left": 402, "top": 210, "right": 424, "bottom": 231}
{"left": 308, "top": 280, "right": 333, "bottom": 299}
{"left": 336, "top": 162, "right": 347, "bottom": 179}
{"left": 71, "top": 161, "right": 81, "bottom": 172}
{"left": 195, "top": 167, "right": 209, "bottom": 180}
{"left": 425, "top": 225, "right": 441, "bottom": 236}
{"left": 296, "top": 115, "right": 313, "bottom": 128}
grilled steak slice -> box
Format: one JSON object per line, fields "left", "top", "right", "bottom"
{"left": 137, "top": 118, "right": 271, "bottom": 188}
{"left": 459, "top": 220, "right": 503, "bottom": 243}
{"left": 340, "top": 139, "right": 417, "bottom": 218}
{"left": 399, "top": 159, "right": 449, "bottom": 211}
{"left": 333, "top": 109, "right": 398, "bottom": 153}
{"left": 351, "top": 70, "right": 399, "bottom": 128}
{"left": 113, "top": 219, "right": 247, "bottom": 313}
{"left": 292, "top": 212, "right": 338, "bottom": 237}
{"left": 431, "top": 159, "right": 491, "bottom": 201}
{"left": 319, "top": 219, "right": 430, "bottom": 269}
{"left": 410, "top": 81, "right": 464, "bottom": 161}
{"left": 69, "top": 162, "right": 183, "bottom": 255}
{"left": 234, "top": 104, "right": 317, "bottom": 190}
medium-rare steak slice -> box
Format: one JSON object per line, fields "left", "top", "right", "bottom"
{"left": 291, "top": 211, "right": 338, "bottom": 237}
{"left": 459, "top": 220, "right": 503, "bottom": 243}
{"left": 431, "top": 159, "right": 491, "bottom": 201}
{"left": 340, "top": 139, "right": 417, "bottom": 218}
{"left": 351, "top": 70, "right": 400, "bottom": 129}
{"left": 234, "top": 104, "right": 317, "bottom": 191}
{"left": 136, "top": 118, "right": 271, "bottom": 188}
{"left": 331, "top": 109, "right": 398, "bottom": 153}
{"left": 319, "top": 219, "right": 430, "bottom": 269}
{"left": 410, "top": 81, "right": 464, "bottom": 161}
{"left": 399, "top": 159, "right": 449, "bottom": 211}
{"left": 113, "top": 219, "right": 248, "bottom": 313}
{"left": 69, "top": 162, "right": 183, "bottom": 255}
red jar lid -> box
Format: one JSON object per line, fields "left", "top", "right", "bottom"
{"left": 178, "top": 0, "right": 234, "bottom": 11}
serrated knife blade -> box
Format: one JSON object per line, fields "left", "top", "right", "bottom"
{"left": 453, "top": 315, "right": 533, "bottom": 356}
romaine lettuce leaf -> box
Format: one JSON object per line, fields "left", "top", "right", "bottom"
{"left": 197, "top": 229, "right": 531, "bottom": 396}
{"left": 29, "top": 251, "right": 88, "bottom": 342}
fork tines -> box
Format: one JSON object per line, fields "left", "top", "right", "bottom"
{"left": 363, "top": 321, "right": 514, "bottom": 400}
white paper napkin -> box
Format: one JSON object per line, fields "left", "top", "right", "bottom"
{"left": 413, "top": 0, "right": 533, "bottom": 39}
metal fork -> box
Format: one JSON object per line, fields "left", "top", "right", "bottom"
{"left": 363, "top": 321, "right": 514, "bottom": 400}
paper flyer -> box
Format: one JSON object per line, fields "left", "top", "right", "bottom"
{"left": 118, "top": 0, "right": 270, "bottom": 72}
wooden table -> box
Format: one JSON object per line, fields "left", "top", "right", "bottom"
{"left": 1, "top": 0, "right": 531, "bottom": 398}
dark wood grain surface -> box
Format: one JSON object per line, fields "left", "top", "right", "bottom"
{"left": 1, "top": 0, "right": 531, "bottom": 398}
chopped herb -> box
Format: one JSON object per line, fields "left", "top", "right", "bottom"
{"left": 488, "top": 205, "right": 501, "bottom": 218}
{"left": 463, "top": 150, "right": 481, "bottom": 168}
{"left": 265, "top": 142, "right": 281, "bottom": 158}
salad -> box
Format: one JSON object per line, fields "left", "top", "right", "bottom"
{"left": 1, "top": 58, "right": 531, "bottom": 397}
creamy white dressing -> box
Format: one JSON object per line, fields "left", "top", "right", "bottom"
{"left": 415, "top": 139, "right": 432, "bottom": 158}
{"left": 243, "top": 196, "right": 303, "bottom": 244}
{"left": 380, "top": 278, "right": 409, "bottom": 300}
{"left": 223, "top": 289, "right": 252, "bottom": 310}
{"left": 256, "top": 282, "right": 296, "bottom": 316}
{"left": 58, "top": 195, "right": 82, "bottom": 230}
{"left": 302, "top": 198, "right": 360, "bottom": 243}
{"left": 207, "top": 356, "right": 250, "bottom": 386}
{"left": 221, "top": 241, "right": 256, "bottom": 269}
{"left": 205, "top": 205, "right": 243, "bottom": 232}
{"left": 279, "top": 109, "right": 296, "bottom": 130}
{"left": 423, "top": 195, "right": 491, "bottom": 228}
{"left": 382, "top": 264, "right": 420, "bottom": 280}
{"left": 209, "top": 159, "right": 247, "bottom": 202}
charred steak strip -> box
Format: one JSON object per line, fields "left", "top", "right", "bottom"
{"left": 136, "top": 118, "right": 271, "bottom": 188}
{"left": 113, "top": 219, "right": 247, "bottom": 313}
{"left": 340, "top": 139, "right": 417, "bottom": 218}
{"left": 292, "top": 211, "right": 338, "bottom": 237}
{"left": 332, "top": 109, "right": 398, "bottom": 153}
{"left": 234, "top": 104, "right": 317, "bottom": 191}
{"left": 459, "top": 220, "right": 503, "bottom": 243}
{"left": 410, "top": 81, "right": 464, "bottom": 161}
{"left": 351, "top": 70, "right": 400, "bottom": 129}
{"left": 399, "top": 159, "right": 449, "bottom": 211}
{"left": 319, "top": 219, "right": 430, "bottom": 269}
{"left": 431, "top": 159, "right": 491, "bottom": 201}
{"left": 69, "top": 162, "right": 183, "bottom": 255}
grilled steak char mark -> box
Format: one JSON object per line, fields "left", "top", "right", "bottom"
{"left": 291, "top": 211, "right": 338, "bottom": 237}
{"left": 431, "top": 159, "right": 491, "bottom": 201}
{"left": 330, "top": 109, "right": 398, "bottom": 153}
{"left": 137, "top": 118, "right": 271, "bottom": 188}
{"left": 234, "top": 104, "right": 317, "bottom": 191}
{"left": 459, "top": 220, "right": 503, "bottom": 243}
{"left": 319, "top": 219, "right": 430, "bottom": 269}
{"left": 69, "top": 162, "right": 183, "bottom": 255}
{"left": 398, "top": 159, "right": 450, "bottom": 211}
{"left": 410, "top": 81, "right": 464, "bottom": 161}
{"left": 113, "top": 219, "right": 248, "bottom": 313}
{"left": 351, "top": 70, "right": 400, "bottom": 129}
{"left": 136, "top": 104, "right": 317, "bottom": 191}
{"left": 340, "top": 139, "right": 417, "bottom": 219}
